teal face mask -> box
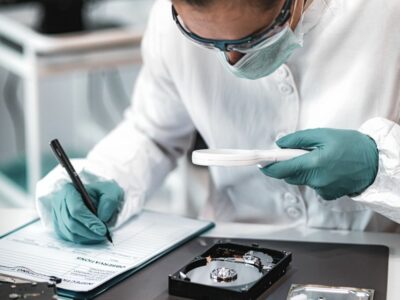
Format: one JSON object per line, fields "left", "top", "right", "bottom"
{"left": 218, "top": 25, "right": 304, "bottom": 80}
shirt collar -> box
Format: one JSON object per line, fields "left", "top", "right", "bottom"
{"left": 301, "top": 0, "right": 331, "bottom": 34}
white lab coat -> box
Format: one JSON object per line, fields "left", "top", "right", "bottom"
{"left": 37, "top": 0, "right": 400, "bottom": 232}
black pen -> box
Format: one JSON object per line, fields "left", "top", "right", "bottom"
{"left": 50, "top": 139, "right": 114, "bottom": 245}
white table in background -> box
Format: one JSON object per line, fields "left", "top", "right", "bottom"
{"left": 0, "top": 2, "right": 146, "bottom": 206}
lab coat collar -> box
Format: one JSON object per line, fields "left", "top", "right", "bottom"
{"left": 302, "top": 0, "right": 332, "bottom": 35}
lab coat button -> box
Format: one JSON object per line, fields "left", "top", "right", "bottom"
{"left": 284, "top": 193, "right": 299, "bottom": 205}
{"left": 276, "top": 67, "right": 289, "bottom": 79}
{"left": 279, "top": 83, "right": 294, "bottom": 95}
{"left": 286, "top": 207, "right": 302, "bottom": 219}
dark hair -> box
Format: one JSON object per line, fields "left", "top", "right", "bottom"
{"left": 174, "top": 0, "right": 281, "bottom": 10}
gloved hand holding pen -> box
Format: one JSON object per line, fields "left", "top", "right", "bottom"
{"left": 44, "top": 172, "right": 124, "bottom": 244}
{"left": 260, "top": 128, "right": 379, "bottom": 200}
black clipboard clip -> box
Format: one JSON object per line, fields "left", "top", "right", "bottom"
{"left": 0, "top": 265, "right": 62, "bottom": 284}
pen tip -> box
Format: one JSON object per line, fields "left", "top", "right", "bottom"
{"left": 105, "top": 227, "right": 113, "bottom": 245}
{"left": 106, "top": 234, "right": 114, "bottom": 246}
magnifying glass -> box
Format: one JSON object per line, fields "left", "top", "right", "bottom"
{"left": 192, "top": 149, "right": 309, "bottom": 168}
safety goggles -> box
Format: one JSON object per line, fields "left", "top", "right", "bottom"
{"left": 172, "top": 0, "right": 293, "bottom": 53}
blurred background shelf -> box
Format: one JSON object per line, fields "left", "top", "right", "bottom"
{"left": 0, "top": 0, "right": 153, "bottom": 207}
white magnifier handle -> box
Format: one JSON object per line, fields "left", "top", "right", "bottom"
{"left": 255, "top": 149, "right": 309, "bottom": 168}
{"left": 192, "top": 149, "right": 309, "bottom": 167}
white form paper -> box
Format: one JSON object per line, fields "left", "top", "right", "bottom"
{"left": 0, "top": 211, "right": 211, "bottom": 292}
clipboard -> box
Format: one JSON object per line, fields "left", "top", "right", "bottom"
{"left": 0, "top": 210, "right": 214, "bottom": 300}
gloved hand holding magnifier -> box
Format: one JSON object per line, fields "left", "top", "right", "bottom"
{"left": 193, "top": 128, "right": 379, "bottom": 201}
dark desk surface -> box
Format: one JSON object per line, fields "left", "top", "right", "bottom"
{"left": 96, "top": 237, "right": 388, "bottom": 300}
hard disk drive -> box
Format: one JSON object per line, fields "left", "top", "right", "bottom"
{"left": 169, "top": 242, "right": 292, "bottom": 299}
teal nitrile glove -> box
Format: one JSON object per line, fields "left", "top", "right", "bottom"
{"left": 49, "top": 173, "right": 124, "bottom": 244}
{"left": 260, "top": 128, "right": 379, "bottom": 200}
